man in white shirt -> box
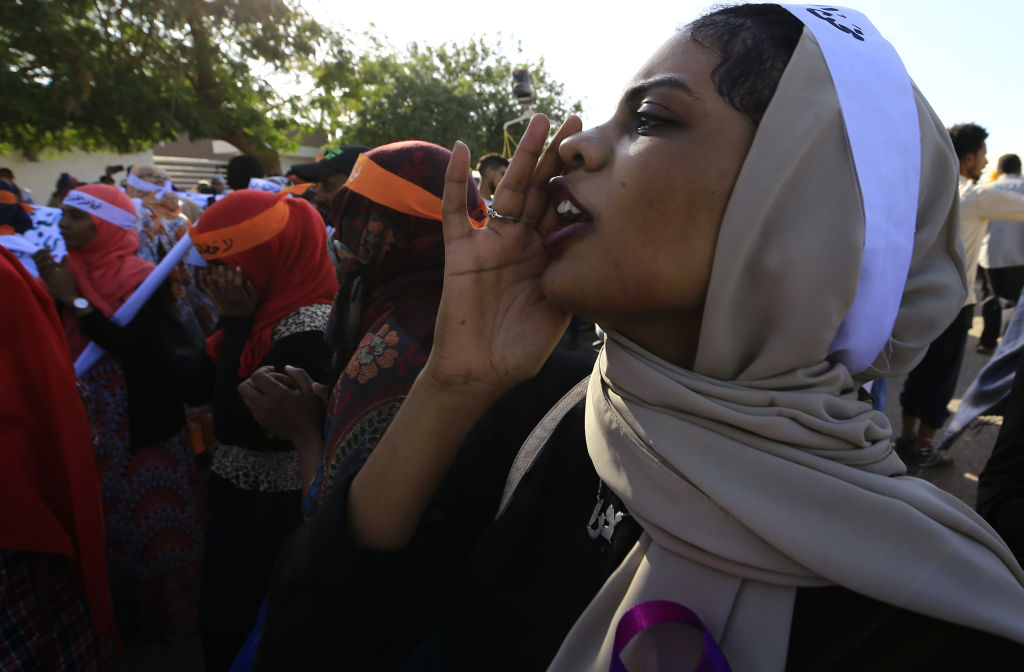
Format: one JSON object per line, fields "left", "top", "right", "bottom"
{"left": 978, "top": 154, "right": 1024, "bottom": 353}
{"left": 897, "top": 124, "right": 1024, "bottom": 464}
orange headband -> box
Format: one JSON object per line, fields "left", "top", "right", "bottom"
{"left": 344, "top": 154, "right": 485, "bottom": 226}
{"left": 189, "top": 184, "right": 313, "bottom": 260}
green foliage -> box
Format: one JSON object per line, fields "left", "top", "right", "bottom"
{"left": 0, "top": 2, "right": 578, "bottom": 169}
{"left": 318, "top": 36, "right": 583, "bottom": 158}
{"left": 0, "top": 0, "right": 343, "bottom": 169}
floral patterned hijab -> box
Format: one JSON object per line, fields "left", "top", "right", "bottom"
{"left": 309, "top": 141, "right": 485, "bottom": 514}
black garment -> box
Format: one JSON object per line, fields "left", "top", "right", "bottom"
{"left": 258, "top": 352, "right": 1023, "bottom": 671}
{"left": 76, "top": 282, "right": 186, "bottom": 450}
{"left": 183, "top": 315, "right": 333, "bottom": 672}
{"left": 979, "top": 266, "right": 1024, "bottom": 350}
{"left": 977, "top": 344, "right": 1024, "bottom": 565}
{"left": 182, "top": 315, "right": 334, "bottom": 539}
{"left": 900, "top": 305, "right": 974, "bottom": 429}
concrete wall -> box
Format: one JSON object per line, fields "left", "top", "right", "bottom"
{"left": 0, "top": 148, "right": 154, "bottom": 206}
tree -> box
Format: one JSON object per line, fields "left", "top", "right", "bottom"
{"left": 0, "top": 0, "right": 346, "bottom": 172}
{"left": 317, "top": 36, "right": 583, "bottom": 159}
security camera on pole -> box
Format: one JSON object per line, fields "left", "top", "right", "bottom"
{"left": 502, "top": 68, "right": 535, "bottom": 157}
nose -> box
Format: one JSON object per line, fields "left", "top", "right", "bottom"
{"left": 558, "top": 125, "right": 611, "bottom": 172}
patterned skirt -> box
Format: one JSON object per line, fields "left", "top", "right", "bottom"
{"left": 83, "top": 357, "right": 202, "bottom": 643}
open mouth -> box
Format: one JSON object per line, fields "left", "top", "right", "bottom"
{"left": 555, "top": 198, "right": 589, "bottom": 224}
{"left": 548, "top": 176, "right": 592, "bottom": 225}
{"left": 544, "top": 177, "right": 594, "bottom": 251}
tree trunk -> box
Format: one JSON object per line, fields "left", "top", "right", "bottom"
{"left": 218, "top": 131, "right": 282, "bottom": 175}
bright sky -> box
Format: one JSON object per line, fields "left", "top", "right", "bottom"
{"left": 303, "top": 0, "right": 1024, "bottom": 162}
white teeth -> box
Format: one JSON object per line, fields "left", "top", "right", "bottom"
{"left": 556, "top": 199, "right": 582, "bottom": 215}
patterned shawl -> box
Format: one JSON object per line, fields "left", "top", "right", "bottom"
{"left": 307, "top": 141, "right": 485, "bottom": 515}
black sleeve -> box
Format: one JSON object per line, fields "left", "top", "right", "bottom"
{"left": 255, "top": 350, "right": 596, "bottom": 670}
{"left": 210, "top": 322, "right": 333, "bottom": 449}
{"left": 977, "top": 350, "right": 1024, "bottom": 565}
{"left": 180, "top": 348, "right": 216, "bottom": 407}
{"left": 76, "top": 283, "right": 168, "bottom": 360}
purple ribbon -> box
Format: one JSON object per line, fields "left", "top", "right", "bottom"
{"left": 610, "top": 601, "right": 731, "bottom": 672}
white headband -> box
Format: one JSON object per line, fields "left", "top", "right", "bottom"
{"left": 782, "top": 4, "right": 920, "bottom": 374}
{"left": 62, "top": 190, "right": 137, "bottom": 230}
{"left": 127, "top": 172, "right": 175, "bottom": 201}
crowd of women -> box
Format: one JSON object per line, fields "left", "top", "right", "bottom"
{"left": 4, "top": 3, "right": 1024, "bottom": 671}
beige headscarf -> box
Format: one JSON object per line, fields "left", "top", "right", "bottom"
{"left": 126, "top": 165, "right": 182, "bottom": 220}
{"left": 545, "top": 29, "right": 1024, "bottom": 672}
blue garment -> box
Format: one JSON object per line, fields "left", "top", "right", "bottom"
{"left": 936, "top": 288, "right": 1024, "bottom": 454}
{"left": 227, "top": 597, "right": 265, "bottom": 672}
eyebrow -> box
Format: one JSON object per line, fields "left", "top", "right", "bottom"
{"left": 623, "top": 76, "right": 701, "bottom": 104}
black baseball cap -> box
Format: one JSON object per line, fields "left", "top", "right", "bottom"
{"left": 288, "top": 145, "right": 372, "bottom": 180}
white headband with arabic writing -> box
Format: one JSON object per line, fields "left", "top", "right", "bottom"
{"left": 63, "top": 189, "right": 138, "bottom": 230}
{"left": 782, "top": 4, "right": 920, "bottom": 374}
{"left": 127, "top": 172, "right": 175, "bottom": 201}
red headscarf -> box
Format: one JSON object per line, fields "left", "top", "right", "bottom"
{"left": 59, "top": 184, "right": 154, "bottom": 357}
{"left": 64, "top": 184, "right": 154, "bottom": 317}
{"left": 195, "top": 189, "right": 337, "bottom": 377}
{"left": 0, "top": 247, "right": 115, "bottom": 643}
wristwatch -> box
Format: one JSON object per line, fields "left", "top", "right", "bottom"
{"left": 72, "top": 297, "right": 90, "bottom": 310}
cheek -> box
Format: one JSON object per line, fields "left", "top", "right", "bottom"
{"left": 72, "top": 218, "right": 99, "bottom": 244}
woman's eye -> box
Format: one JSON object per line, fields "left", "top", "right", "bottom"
{"left": 633, "top": 108, "right": 668, "bottom": 136}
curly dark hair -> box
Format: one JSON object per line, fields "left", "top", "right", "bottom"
{"left": 687, "top": 4, "right": 804, "bottom": 125}
{"left": 947, "top": 123, "right": 988, "bottom": 161}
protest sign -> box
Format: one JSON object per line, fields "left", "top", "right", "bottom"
{"left": 0, "top": 205, "right": 67, "bottom": 276}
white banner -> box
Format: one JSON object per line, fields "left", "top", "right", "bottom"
{"left": 782, "top": 4, "right": 920, "bottom": 374}
{"left": 0, "top": 205, "right": 67, "bottom": 276}
{"left": 63, "top": 190, "right": 137, "bottom": 230}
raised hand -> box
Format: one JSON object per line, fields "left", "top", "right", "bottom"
{"left": 425, "top": 113, "right": 583, "bottom": 397}
{"left": 32, "top": 249, "right": 79, "bottom": 306}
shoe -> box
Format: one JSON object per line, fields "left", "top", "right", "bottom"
{"left": 976, "top": 343, "right": 996, "bottom": 355}
{"left": 919, "top": 449, "right": 954, "bottom": 468}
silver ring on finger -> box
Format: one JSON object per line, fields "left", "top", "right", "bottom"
{"left": 486, "top": 205, "right": 520, "bottom": 223}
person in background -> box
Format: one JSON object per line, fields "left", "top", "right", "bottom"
{"left": 978, "top": 153, "right": 1024, "bottom": 353}
{"left": 47, "top": 172, "right": 80, "bottom": 207}
{"left": 0, "top": 180, "right": 33, "bottom": 235}
{"left": 238, "top": 141, "right": 487, "bottom": 519}
{"left": 0, "top": 167, "right": 34, "bottom": 203}
{"left": 287, "top": 145, "right": 371, "bottom": 224}
{"left": 226, "top": 155, "right": 266, "bottom": 191}
{"left": 31, "top": 184, "right": 203, "bottom": 645}
{"left": 896, "top": 124, "right": 1024, "bottom": 465}
{"left": 1, "top": 246, "right": 114, "bottom": 671}
{"left": 182, "top": 185, "right": 337, "bottom": 671}
{"left": 475, "top": 152, "right": 509, "bottom": 204}
{"left": 126, "top": 164, "right": 219, "bottom": 358}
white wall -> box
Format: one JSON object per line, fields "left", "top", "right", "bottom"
{"left": 0, "top": 148, "right": 154, "bottom": 206}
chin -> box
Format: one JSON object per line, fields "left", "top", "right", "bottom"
{"left": 540, "top": 263, "right": 597, "bottom": 322}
